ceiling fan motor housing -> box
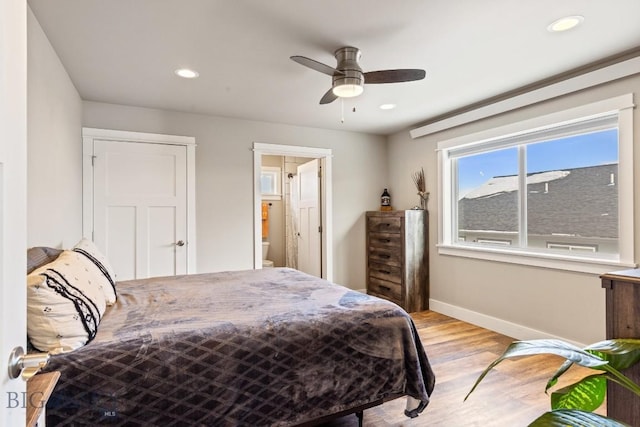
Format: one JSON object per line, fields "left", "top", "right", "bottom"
{"left": 332, "top": 46, "right": 364, "bottom": 89}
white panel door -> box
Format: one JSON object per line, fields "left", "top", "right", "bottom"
{"left": 297, "top": 159, "right": 321, "bottom": 277}
{"left": 93, "top": 140, "right": 187, "bottom": 280}
{"left": 1, "top": 0, "right": 27, "bottom": 423}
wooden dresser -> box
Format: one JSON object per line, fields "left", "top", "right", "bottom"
{"left": 601, "top": 269, "right": 640, "bottom": 426}
{"left": 366, "top": 210, "right": 428, "bottom": 312}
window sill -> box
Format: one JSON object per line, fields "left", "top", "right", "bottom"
{"left": 437, "top": 244, "right": 636, "bottom": 275}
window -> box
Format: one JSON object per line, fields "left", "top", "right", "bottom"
{"left": 438, "top": 95, "right": 635, "bottom": 273}
{"left": 260, "top": 166, "right": 281, "bottom": 200}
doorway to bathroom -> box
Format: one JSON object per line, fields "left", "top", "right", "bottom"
{"left": 252, "top": 143, "right": 333, "bottom": 281}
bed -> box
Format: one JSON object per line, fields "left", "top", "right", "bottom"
{"left": 27, "top": 246, "right": 435, "bottom": 426}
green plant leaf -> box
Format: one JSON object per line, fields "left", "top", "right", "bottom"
{"left": 529, "top": 409, "right": 630, "bottom": 427}
{"left": 546, "top": 359, "right": 574, "bottom": 393}
{"left": 550, "top": 374, "right": 606, "bottom": 411}
{"left": 585, "top": 339, "right": 640, "bottom": 371}
{"left": 465, "top": 340, "right": 608, "bottom": 401}
{"left": 545, "top": 339, "right": 640, "bottom": 394}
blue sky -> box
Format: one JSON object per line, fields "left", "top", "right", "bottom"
{"left": 457, "top": 128, "right": 618, "bottom": 195}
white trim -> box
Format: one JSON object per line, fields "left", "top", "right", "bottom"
{"left": 617, "top": 102, "right": 635, "bottom": 265}
{"left": 82, "top": 127, "right": 197, "bottom": 274}
{"left": 253, "top": 142, "right": 332, "bottom": 158}
{"left": 436, "top": 94, "right": 634, "bottom": 151}
{"left": 186, "top": 144, "right": 197, "bottom": 272}
{"left": 411, "top": 56, "right": 640, "bottom": 138}
{"left": 252, "top": 143, "right": 333, "bottom": 281}
{"left": 438, "top": 244, "right": 635, "bottom": 275}
{"left": 82, "top": 127, "right": 196, "bottom": 146}
{"left": 429, "top": 299, "right": 587, "bottom": 348}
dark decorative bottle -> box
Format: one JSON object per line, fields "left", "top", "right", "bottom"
{"left": 381, "top": 188, "right": 392, "bottom": 211}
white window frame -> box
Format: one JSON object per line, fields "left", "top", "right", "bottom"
{"left": 260, "top": 166, "right": 282, "bottom": 200}
{"left": 437, "top": 94, "right": 636, "bottom": 274}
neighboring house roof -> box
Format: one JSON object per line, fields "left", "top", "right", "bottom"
{"left": 458, "top": 164, "right": 618, "bottom": 238}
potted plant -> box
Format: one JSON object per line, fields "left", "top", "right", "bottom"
{"left": 465, "top": 338, "right": 640, "bottom": 426}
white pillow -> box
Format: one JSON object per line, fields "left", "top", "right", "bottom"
{"left": 72, "top": 238, "right": 117, "bottom": 305}
{"left": 27, "top": 250, "right": 108, "bottom": 354}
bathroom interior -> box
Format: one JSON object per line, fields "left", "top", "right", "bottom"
{"left": 261, "top": 155, "right": 314, "bottom": 269}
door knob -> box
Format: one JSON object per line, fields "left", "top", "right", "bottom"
{"left": 176, "top": 240, "right": 185, "bottom": 247}
{"left": 8, "top": 346, "right": 50, "bottom": 381}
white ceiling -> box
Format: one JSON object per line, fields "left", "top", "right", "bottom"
{"left": 27, "top": 0, "right": 640, "bottom": 136}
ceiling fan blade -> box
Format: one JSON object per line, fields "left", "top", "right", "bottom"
{"left": 363, "top": 69, "right": 426, "bottom": 84}
{"left": 291, "top": 55, "right": 344, "bottom": 77}
{"left": 319, "top": 88, "right": 338, "bottom": 104}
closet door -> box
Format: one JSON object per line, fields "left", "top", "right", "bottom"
{"left": 92, "top": 139, "right": 188, "bottom": 280}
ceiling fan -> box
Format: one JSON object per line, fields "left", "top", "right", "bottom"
{"left": 291, "top": 46, "right": 426, "bottom": 105}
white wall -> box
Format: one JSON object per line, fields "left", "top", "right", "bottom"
{"left": 261, "top": 155, "right": 285, "bottom": 267}
{"left": 27, "top": 7, "right": 83, "bottom": 248}
{"left": 82, "top": 101, "right": 388, "bottom": 288}
{"left": 26, "top": 6, "right": 388, "bottom": 290}
{"left": 388, "top": 73, "right": 640, "bottom": 345}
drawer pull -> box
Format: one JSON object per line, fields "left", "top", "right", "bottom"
{"left": 375, "top": 238, "right": 392, "bottom": 244}
{"left": 380, "top": 254, "right": 391, "bottom": 259}
{"left": 379, "top": 270, "right": 391, "bottom": 275}
{"left": 379, "top": 285, "right": 391, "bottom": 292}
{"left": 383, "top": 223, "right": 391, "bottom": 227}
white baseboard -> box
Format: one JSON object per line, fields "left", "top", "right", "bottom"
{"left": 355, "top": 288, "right": 367, "bottom": 294}
{"left": 429, "top": 299, "right": 586, "bottom": 348}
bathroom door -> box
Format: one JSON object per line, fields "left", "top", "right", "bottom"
{"left": 297, "top": 159, "right": 321, "bottom": 277}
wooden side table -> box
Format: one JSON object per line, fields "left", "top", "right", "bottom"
{"left": 26, "top": 371, "right": 60, "bottom": 427}
{"left": 601, "top": 269, "right": 640, "bottom": 426}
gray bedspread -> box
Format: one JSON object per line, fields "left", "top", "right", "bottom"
{"left": 43, "top": 268, "right": 435, "bottom": 426}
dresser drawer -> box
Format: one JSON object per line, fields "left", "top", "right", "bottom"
{"left": 369, "top": 262, "right": 402, "bottom": 284}
{"left": 368, "top": 232, "right": 402, "bottom": 250}
{"left": 368, "top": 247, "right": 402, "bottom": 267}
{"left": 367, "top": 215, "right": 402, "bottom": 233}
{"left": 368, "top": 277, "right": 402, "bottom": 304}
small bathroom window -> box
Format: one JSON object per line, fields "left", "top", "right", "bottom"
{"left": 261, "top": 166, "right": 282, "bottom": 200}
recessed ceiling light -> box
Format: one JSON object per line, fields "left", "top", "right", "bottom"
{"left": 174, "top": 68, "right": 199, "bottom": 79}
{"left": 379, "top": 104, "right": 396, "bottom": 110}
{"left": 547, "top": 15, "right": 584, "bottom": 32}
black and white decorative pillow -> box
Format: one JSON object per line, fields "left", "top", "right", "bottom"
{"left": 72, "top": 238, "right": 117, "bottom": 305}
{"left": 27, "top": 250, "right": 108, "bottom": 353}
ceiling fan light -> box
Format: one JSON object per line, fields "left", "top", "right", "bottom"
{"left": 332, "top": 84, "right": 364, "bottom": 98}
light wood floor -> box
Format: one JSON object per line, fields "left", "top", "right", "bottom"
{"left": 323, "top": 310, "right": 599, "bottom": 426}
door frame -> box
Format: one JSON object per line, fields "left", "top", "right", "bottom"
{"left": 82, "top": 128, "right": 197, "bottom": 273}
{"left": 252, "top": 143, "right": 333, "bottom": 281}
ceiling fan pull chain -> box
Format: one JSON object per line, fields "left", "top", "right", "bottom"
{"left": 341, "top": 98, "right": 345, "bottom": 123}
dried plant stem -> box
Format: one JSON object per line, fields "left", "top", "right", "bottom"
{"left": 412, "top": 168, "right": 429, "bottom": 209}
{"left": 412, "top": 168, "right": 426, "bottom": 193}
